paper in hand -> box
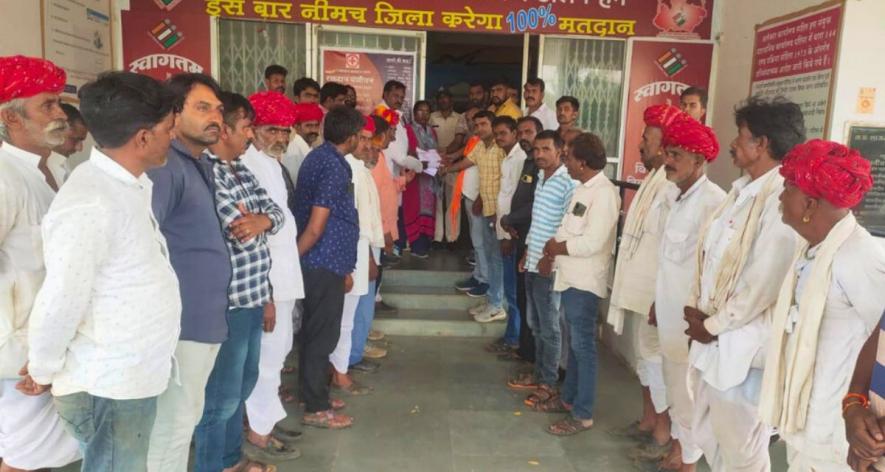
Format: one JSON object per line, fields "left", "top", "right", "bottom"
{"left": 417, "top": 148, "right": 441, "bottom": 177}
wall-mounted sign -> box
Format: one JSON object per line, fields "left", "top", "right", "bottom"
{"left": 42, "top": 0, "right": 113, "bottom": 98}
{"left": 846, "top": 123, "right": 885, "bottom": 236}
{"left": 320, "top": 48, "right": 416, "bottom": 116}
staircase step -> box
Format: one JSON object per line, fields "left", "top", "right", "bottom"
{"left": 381, "top": 269, "right": 469, "bottom": 288}
{"left": 373, "top": 309, "right": 506, "bottom": 337}
{"left": 380, "top": 285, "right": 479, "bottom": 311}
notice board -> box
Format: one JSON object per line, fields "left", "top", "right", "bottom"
{"left": 320, "top": 48, "right": 417, "bottom": 116}
{"left": 847, "top": 124, "right": 885, "bottom": 236}
{"left": 42, "top": 0, "right": 113, "bottom": 99}
{"left": 749, "top": 1, "right": 842, "bottom": 139}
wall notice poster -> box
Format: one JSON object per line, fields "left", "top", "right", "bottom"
{"left": 42, "top": 0, "right": 113, "bottom": 98}
{"left": 750, "top": 2, "right": 842, "bottom": 139}
{"left": 847, "top": 124, "right": 885, "bottom": 236}
{"left": 121, "top": 0, "right": 211, "bottom": 81}
{"left": 320, "top": 49, "right": 417, "bottom": 116}
{"left": 621, "top": 39, "right": 714, "bottom": 185}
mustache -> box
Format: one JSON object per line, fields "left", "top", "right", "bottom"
{"left": 47, "top": 119, "right": 69, "bottom": 133}
{"left": 664, "top": 165, "right": 676, "bottom": 173}
{"left": 205, "top": 123, "right": 221, "bottom": 133}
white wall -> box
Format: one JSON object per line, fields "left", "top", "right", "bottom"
{"left": 0, "top": 0, "right": 42, "bottom": 57}
{"left": 828, "top": 0, "right": 885, "bottom": 141}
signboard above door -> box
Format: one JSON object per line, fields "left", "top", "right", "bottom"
{"left": 199, "top": 0, "right": 715, "bottom": 40}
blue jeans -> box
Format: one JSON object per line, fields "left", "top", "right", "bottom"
{"left": 560, "top": 288, "right": 600, "bottom": 420}
{"left": 53, "top": 392, "right": 157, "bottom": 472}
{"left": 349, "top": 280, "right": 378, "bottom": 366}
{"left": 194, "top": 306, "right": 264, "bottom": 472}
{"left": 480, "top": 217, "right": 503, "bottom": 309}
{"left": 464, "top": 198, "right": 487, "bottom": 284}
{"left": 501, "top": 249, "right": 520, "bottom": 345}
{"left": 525, "top": 272, "right": 561, "bottom": 386}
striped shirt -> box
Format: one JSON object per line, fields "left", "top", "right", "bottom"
{"left": 524, "top": 165, "right": 576, "bottom": 273}
{"left": 211, "top": 156, "right": 284, "bottom": 309}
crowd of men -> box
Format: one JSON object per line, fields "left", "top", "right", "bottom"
{"left": 0, "top": 54, "right": 884, "bottom": 472}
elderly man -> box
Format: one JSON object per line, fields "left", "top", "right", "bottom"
{"left": 608, "top": 105, "right": 681, "bottom": 452}
{"left": 146, "top": 74, "right": 231, "bottom": 472}
{"left": 284, "top": 102, "right": 323, "bottom": 185}
{"left": 523, "top": 78, "right": 558, "bottom": 131}
{"left": 686, "top": 96, "right": 805, "bottom": 472}
{"left": 240, "top": 93, "right": 306, "bottom": 461}
{"left": 24, "top": 71, "right": 180, "bottom": 472}
{"left": 654, "top": 116, "right": 726, "bottom": 471}
{"left": 0, "top": 54, "right": 80, "bottom": 472}
{"left": 757, "top": 140, "right": 883, "bottom": 472}
{"left": 194, "top": 90, "right": 287, "bottom": 472}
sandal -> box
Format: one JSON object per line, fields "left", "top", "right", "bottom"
{"left": 507, "top": 372, "right": 538, "bottom": 390}
{"left": 546, "top": 416, "right": 594, "bottom": 436}
{"left": 231, "top": 459, "right": 278, "bottom": 472}
{"left": 367, "top": 329, "right": 385, "bottom": 341}
{"left": 333, "top": 379, "right": 373, "bottom": 396}
{"left": 243, "top": 435, "right": 301, "bottom": 462}
{"left": 302, "top": 410, "right": 353, "bottom": 430}
{"left": 524, "top": 384, "right": 556, "bottom": 407}
{"left": 272, "top": 425, "right": 302, "bottom": 442}
{"left": 298, "top": 397, "right": 346, "bottom": 410}
{"left": 530, "top": 394, "right": 569, "bottom": 413}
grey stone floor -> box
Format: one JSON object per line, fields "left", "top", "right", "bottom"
{"left": 57, "top": 336, "right": 788, "bottom": 471}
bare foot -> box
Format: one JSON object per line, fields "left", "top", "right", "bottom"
{"left": 652, "top": 410, "right": 671, "bottom": 446}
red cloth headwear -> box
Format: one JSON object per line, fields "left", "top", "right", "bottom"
{"left": 780, "top": 139, "right": 873, "bottom": 208}
{"left": 643, "top": 104, "right": 688, "bottom": 130}
{"left": 293, "top": 103, "right": 323, "bottom": 124}
{"left": 363, "top": 115, "right": 376, "bottom": 134}
{"left": 662, "top": 118, "right": 719, "bottom": 162}
{"left": 373, "top": 105, "right": 399, "bottom": 127}
{"left": 0, "top": 55, "right": 66, "bottom": 103}
{"left": 248, "top": 91, "right": 297, "bottom": 127}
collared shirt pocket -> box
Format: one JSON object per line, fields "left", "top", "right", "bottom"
{"left": 662, "top": 228, "right": 692, "bottom": 264}
{"left": 564, "top": 203, "right": 588, "bottom": 236}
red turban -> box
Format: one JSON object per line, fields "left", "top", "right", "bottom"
{"left": 373, "top": 105, "right": 399, "bottom": 127}
{"left": 248, "top": 91, "right": 297, "bottom": 127}
{"left": 643, "top": 104, "right": 688, "bottom": 130}
{"left": 780, "top": 139, "right": 873, "bottom": 208}
{"left": 0, "top": 55, "right": 66, "bottom": 103}
{"left": 662, "top": 118, "right": 719, "bottom": 162}
{"left": 363, "top": 115, "right": 376, "bottom": 133}
{"left": 293, "top": 103, "right": 323, "bottom": 124}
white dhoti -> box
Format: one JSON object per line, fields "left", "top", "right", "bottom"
{"left": 636, "top": 314, "right": 668, "bottom": 413}
{"left": 147, "top": 340, "right": 220, "bottom": 472}
{"left": 0, "top": 379, "right": 80, "bottom": 469}
{"left": 662, "top": 359, "right": 703, "bottom": 464}
{"left": 785, "top": 444, "right": 851, "bottom": 472}
{"left": 246, "top": 299, "right": 296, "bottom": 436}
{"left": 330, "top": 293, "right": 360, "bottom": 374}
{"left": 692, "top": 368, "right": 771, "bottom": 472}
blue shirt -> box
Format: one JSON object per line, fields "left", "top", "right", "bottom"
{"left": 524, "top": 165, "right": 576, "bottom": 273}
{"left": 147, "top": 139, "right": 232, "bottom": 343}
{"left": 294, "top": 141, "right": 359, "bottom": 276}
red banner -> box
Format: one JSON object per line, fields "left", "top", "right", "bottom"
{"left": 621, "top": 40, "right": 714, "bottom": 185}
{"left": 121, "top": 0, "right": 212, "bottom": 81}
{"left": 193, "top": 0, "right": 713, "bottom": 40}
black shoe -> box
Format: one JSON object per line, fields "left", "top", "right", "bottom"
{"left": 349, "top": 359, "right": 380, "bottom": 373}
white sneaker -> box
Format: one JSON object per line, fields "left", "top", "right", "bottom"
{"left": 475, "top": 306, "right": 507, "bottom": 323}
{"left": 468, "top": 301, "right": 488, "bottom": 316}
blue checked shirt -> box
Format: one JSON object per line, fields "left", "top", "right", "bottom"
{"left": 211, "top": 156, "right": 284, "bottom": 309}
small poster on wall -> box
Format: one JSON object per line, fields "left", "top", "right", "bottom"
{"left": 320, "top": 48, "right": 417, "bottom": 116}
{"left": 749, "top": 1, "right": 842, "bottom": 139}
{"left": 42, "top": 0, "right": 113, "bottom": 99}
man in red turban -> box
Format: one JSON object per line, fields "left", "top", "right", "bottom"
{"left": 764, "top": 140, "right": 884, "bottom": 471}
{"left": 248, "top": 91, "right": 296, "bottom": 162}
{"left": 608, "top": 103, "right": 689, "bottom": 463}
{"left": 284, "top": 102, "right": 324, "bottom": 184}
{"left": 0, "top": 55, "right": 81, "bottom": 471}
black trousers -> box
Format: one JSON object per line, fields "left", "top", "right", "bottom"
{"left": 298, "top": 267, "right": 345, "bottom": 413}
{"left": 514, "top": 237, "right": 535, "bottom": 363}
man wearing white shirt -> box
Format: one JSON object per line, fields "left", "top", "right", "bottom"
{"left": 685, "top": 97, "right": 806, "bottom": 472}
{"left": 654, "top": 117, "right": 726, "bottom": 471}
{"left": 378, "top": 80, "right": 423, "bottom": 181}
{"left": 283, "top": 102, "right": 323, "bottom": 186}
{"left": 241, "top": 96, "right": 307, "bottom": 459}
{"left": 25, "top": 71, "right": 181, "bottom": 472}
{"left": 0, "top": 54, "right": 80, "bottom": 472}
{"left": 523, "top": 78, "right": 558, "bottom": 131}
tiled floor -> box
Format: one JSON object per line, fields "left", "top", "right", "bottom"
{"left": 56, "top": 335, "right": 789, "bottom": 471}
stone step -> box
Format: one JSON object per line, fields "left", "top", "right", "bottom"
{"left": 380, "top": 285, "right": 479, "bottom": 311}
{"left": 373, "top": 309, "right": 506, "bottom": 337}
{"left": 381, "top": 268, "right": 469, "bottom": 288}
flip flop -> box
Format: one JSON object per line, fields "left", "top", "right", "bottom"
{"left": 301, "top": 410, "right": 353, "bottom": 430}
{"left": 546, "top": 416, "right": 594, "bottom": 436}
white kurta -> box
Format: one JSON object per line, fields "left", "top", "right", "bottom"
{"left": 655, "top": 175, "right": 725, "bottom": 465}
{"left": 529, "top": 102, "right": 559, "bottom": 131}
{"left": 781, "top": 226, "right": 885, "bottom": 468}
{"left": 283, "top": 132, "right": 311, "bottom": 186}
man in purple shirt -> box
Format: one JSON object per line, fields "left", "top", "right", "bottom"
{"left": 145, "top": 74, "right": 231, "bottom": 472}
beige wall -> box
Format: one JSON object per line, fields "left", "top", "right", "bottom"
{"left": 0, "top": 0, "right": 42, "bottom": 57}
